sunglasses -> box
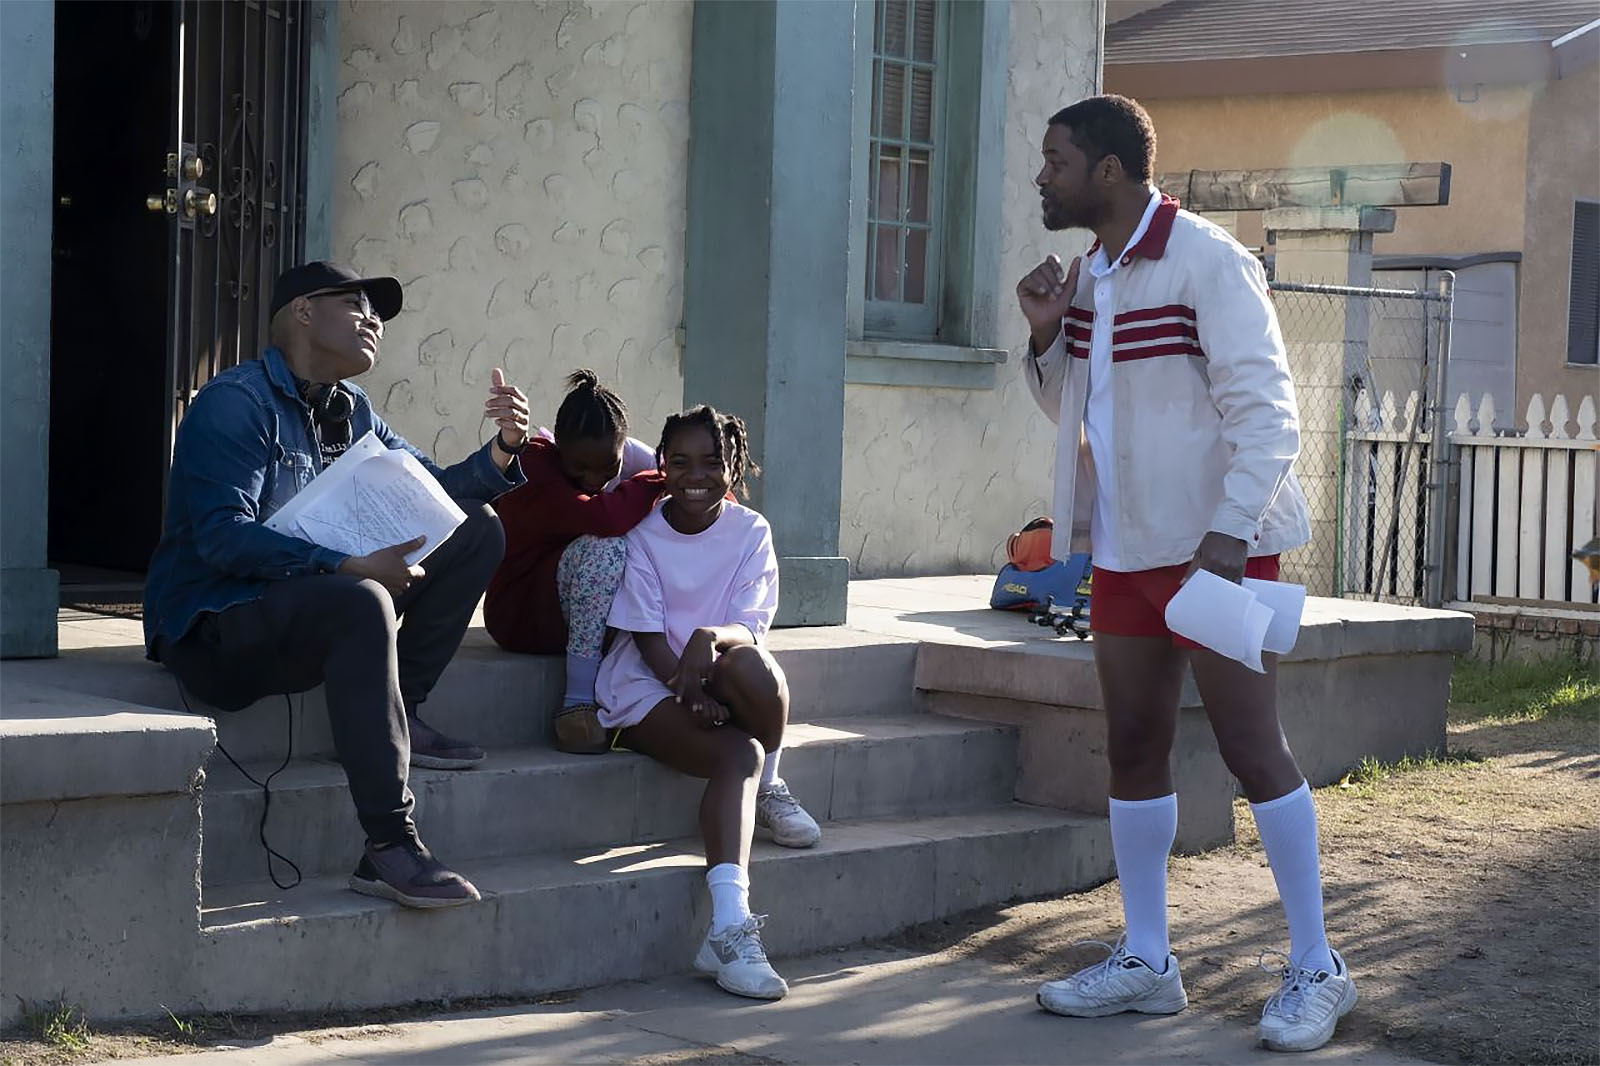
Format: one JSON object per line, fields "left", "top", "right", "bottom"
{"left": 308, "top": 289, "right": 384, "bottom": 335}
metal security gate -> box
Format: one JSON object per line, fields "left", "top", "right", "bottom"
{"left": 156, "top": 0, "right": 310, "bottom": 455}
{"left": 1269, "top": 277, "right": 1456, "bottom": 607}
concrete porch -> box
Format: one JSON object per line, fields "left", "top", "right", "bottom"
{"left": 0, "top": 577, "right": 1471, "bottom": 1025}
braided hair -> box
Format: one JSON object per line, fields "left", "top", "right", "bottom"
{"left": 656, "top": 404, "right": 759, "bottom": 499}
{"left": 553, "top": 368, "right": 628, "bottom": 447}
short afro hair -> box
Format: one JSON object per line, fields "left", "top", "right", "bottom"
{"left": 1048, "top": 94, "right": 1157, "bottom": 183}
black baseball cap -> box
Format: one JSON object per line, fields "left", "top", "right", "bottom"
{"left": 269, "top": 261, "right": 403, "bottom": 321}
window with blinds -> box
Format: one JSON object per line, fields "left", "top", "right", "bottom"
{"left": 1569, "top": 200, "right": 1599, "bottom": 366}
{"left": 866, "top": 0, "right": 947, "bottom": 338}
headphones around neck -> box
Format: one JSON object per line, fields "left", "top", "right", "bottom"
{"left": 304, "top": 382, "right": 354, "bottom": 451}
{"left": 305, "top": 382, "right": 354, "bottom": 423}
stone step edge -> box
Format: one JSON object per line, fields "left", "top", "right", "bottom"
{"left": 201, "top": 804, "right": 1111, "bottom": 929}
{"left": 201, "top": 713, "right": 1007, "bottom": 791}
{"left": 198, "top": 713, "right": 1021, "bottom": 888}
{"left": 187, "top": 805, "right": 1114, "bottom": 1017}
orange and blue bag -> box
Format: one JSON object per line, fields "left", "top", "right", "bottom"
{"left": 989, "top": 517, "right": 1093, "bottom": 612}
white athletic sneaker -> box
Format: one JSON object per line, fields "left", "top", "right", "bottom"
{"left": 694, "top": 914, "right": 788, "bottom": 1000}
{"left": 1037, "top": 939, "right": 1188, "bottom": 1018}
{"left": 755, "top": 781, "right": 821, "bottom": 848}
{"left": 1257, "top": 948, "right": 1358, "bottom": 1052}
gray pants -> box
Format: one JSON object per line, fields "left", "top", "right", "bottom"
{"left": 159, "top": 503, "right": 504, "bottom": 845}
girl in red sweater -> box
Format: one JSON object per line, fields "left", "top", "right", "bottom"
{"left": 484, "top": 370, "right": 664, "bottom": 750}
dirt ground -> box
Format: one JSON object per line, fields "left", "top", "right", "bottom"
{"left": 5, "top": 666, "right": 1596, "bottom": 1066}
{"left": 888, "top": 693, "right": 1600, "bottom": 1066}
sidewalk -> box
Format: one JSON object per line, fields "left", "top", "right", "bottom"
{"left": 98, "top": 943, "right": 1419, "bottom": 1066}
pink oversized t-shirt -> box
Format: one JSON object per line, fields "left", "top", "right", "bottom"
{"left": 595, "top": 499, "right": 779, "bottom": 728}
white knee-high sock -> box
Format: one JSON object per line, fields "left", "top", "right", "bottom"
{"left": 706, "top": 863, "right": 751, "bottom": 933}
{"left": 760, "top": 750, "right": 781, "bottom": 790}
{"left": 1250, "top": 781, "right": 1335, "bottom": 973}
{"left": 1109, "top": 794, "right": 1178, "bottom": 968}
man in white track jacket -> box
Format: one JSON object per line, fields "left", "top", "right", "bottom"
{"left": 1017, "top": 95, "right": 1355, "bottom": 1054}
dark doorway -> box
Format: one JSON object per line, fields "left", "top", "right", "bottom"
{"left": 47, "top": 0, "right": 310, "bottom": 576}
{"left": 49, "top": 0, "right": 175, "bottom": 571}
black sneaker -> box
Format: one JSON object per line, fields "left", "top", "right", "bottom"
{"left": 348, "top": 837, "right": 481, "bottom": 909}
{"left": 407, "top": 713, "right": 485, "bottom": 769}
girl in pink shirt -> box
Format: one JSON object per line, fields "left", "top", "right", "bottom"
{"left": 597, "top": 404, "right": 820, "bottom": 1001}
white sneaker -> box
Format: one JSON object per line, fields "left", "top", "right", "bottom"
{"left": 1258, "top": 948, "right": 1358, "bottom": 1052}
{"left": 1037, "top": 939, "right": 1187, "bottom": 1018}
{"left": 756, "top": 781, "right": 821, "bottom": 848}
{"left": 694, "top": 914, "right": 788, "bottom": 1000}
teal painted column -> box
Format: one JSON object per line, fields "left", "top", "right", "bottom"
{"left": 682, "top": 0, "right": 852, "bottom": 626}
{"left": 1, "top": 0, "right": 60, "bottom": 658}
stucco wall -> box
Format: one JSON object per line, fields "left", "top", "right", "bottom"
{"left": 1137, "top": 87, "right": 1533, "bottom": 258}
{"left": 1517, "top": 64, "right": 1600, "bottom": 415}
{"left": 332, "top": 0, "right": 1101, "bottom": 581}
{"left": 332, "top": 1, "right": 691, "bottom": 457}
{"left": 840, "top": 0, "right": 1102, "bottom": 577}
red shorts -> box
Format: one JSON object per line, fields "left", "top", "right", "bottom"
{"left": 1090, "top": 556, "right": 1281, "bottom": 648}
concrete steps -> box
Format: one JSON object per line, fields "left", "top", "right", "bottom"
{"left": 202, "top": 715, "right": 1020, "bottom": 886}
{"left": 2, "top": 579, "right": 1475, "bottom": 1023}
{"left": 195, "top": 805, "right": 1113, "bottom": 1015}
{"left": 199, "top": 628, "right": 922, "bottom": 764}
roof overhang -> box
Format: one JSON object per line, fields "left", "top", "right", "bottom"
{"left": 1108, "top": 39, "right": 1566, "bottom": 99}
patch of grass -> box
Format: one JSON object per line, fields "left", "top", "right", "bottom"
{"left": 160, "top": 1007, "right": 197, "bottom": 1043}
{"left": 1450, "top": 655, "right": 1600, "bottom": 724}
{"left": 13, "top": 1000, "right": 89, "bottom": 1053}
{"left": 1334, "top": 749, "right": 1485, "bottom": 797}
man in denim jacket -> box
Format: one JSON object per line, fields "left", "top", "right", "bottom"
{"left": 144, "top": 262, "right": 530, "bottom": 908}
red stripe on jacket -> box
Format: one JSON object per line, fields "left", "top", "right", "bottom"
{"left": 1113, "top": 303, "right": 1196, "bottom": 326}
{"left": 1113, "top": 321, "right": 1199, "bottom": 345}
{"left": 1070, "top": 342, "right": 1203, "bottom": 362}
{"left": 1113, "top": 341, "right": 1205, "bottom": 362}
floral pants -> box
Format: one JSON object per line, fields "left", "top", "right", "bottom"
{"left": 555, "top": 535, "right": 628, "bottom": 658}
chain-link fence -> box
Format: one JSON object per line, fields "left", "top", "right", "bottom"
{"left": 1268, "top": 278, "right": 1455, "bottom": 607}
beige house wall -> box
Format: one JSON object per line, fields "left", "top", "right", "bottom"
{"left": 332, "top": 1, "right": 692, "bottom": 461}
{"left": 839, "top": 0, "right": 1102, "bottom": 576}
{"left": 1516, "top": 64, "right": 1600, "bottom": 417}
{"left": 332, "top": 0, "right": 1103, "bottom": 580}
{"left": 1137, "top": 87, "right": 1533, "bottom": 260}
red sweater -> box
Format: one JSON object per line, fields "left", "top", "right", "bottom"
{"left": 484, "top": 438, "right": 664, "bottom": 654}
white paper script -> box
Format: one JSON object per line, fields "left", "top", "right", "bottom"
{"left": 1162, "top": 571, "right": 1308, "bottom": 670}
{"left": 1241, "top": 578, "right": 1306, "bottom": 655}
{"left": 1164, "top": 569, "right": 1274, "bottom": 673}
{"left": 265, "top": 432, "right": 466, "bottom": 565}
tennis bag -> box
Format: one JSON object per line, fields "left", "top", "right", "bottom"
{"left": 989, "top": 517, "right": 1093, "bottom": 611}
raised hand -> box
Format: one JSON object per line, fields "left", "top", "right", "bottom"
{"left": 338, "top": 534, "right": 427, "bottom": 597}
{"left": 485, "top": 367, "right": 530, "bottom": 452}
{"left": 1016, "top": 254, "right": 1081, "bottom": 355}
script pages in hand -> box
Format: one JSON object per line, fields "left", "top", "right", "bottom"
{"left": 264, "top": 431, "right": 466, "bottom": 565}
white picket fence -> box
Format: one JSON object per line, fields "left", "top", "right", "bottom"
{"left": 1452, "top": 392, "right": 1599, "bottom": 608}
{"left": 1343, "top": 389, "right": 1433, "bottom": 603}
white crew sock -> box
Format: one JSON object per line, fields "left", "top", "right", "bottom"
{"left": 759, "top": 749, "right": 782, "bottom": 791}
{"left": 1109, "top": 794, "right": 1178, "bottom": 969}
{"left": 1250, "top": 781, "right": 1336, "bottom": 973}
{"left": 562, "top": 652, "right": 600, "bottom": 708}
{"left": 706, "top": 863, "right": 752, "bottom": 933}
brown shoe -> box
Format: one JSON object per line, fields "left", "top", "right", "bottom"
{"left": 349, "top": 837, "right": 480, "bottom": 909}
{"left": 552, "top": 701, "right": 611, "bottom": 754}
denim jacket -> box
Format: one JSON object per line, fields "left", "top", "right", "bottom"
{"left": 143, "top": 347, "right": 524, "bottom": 654}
